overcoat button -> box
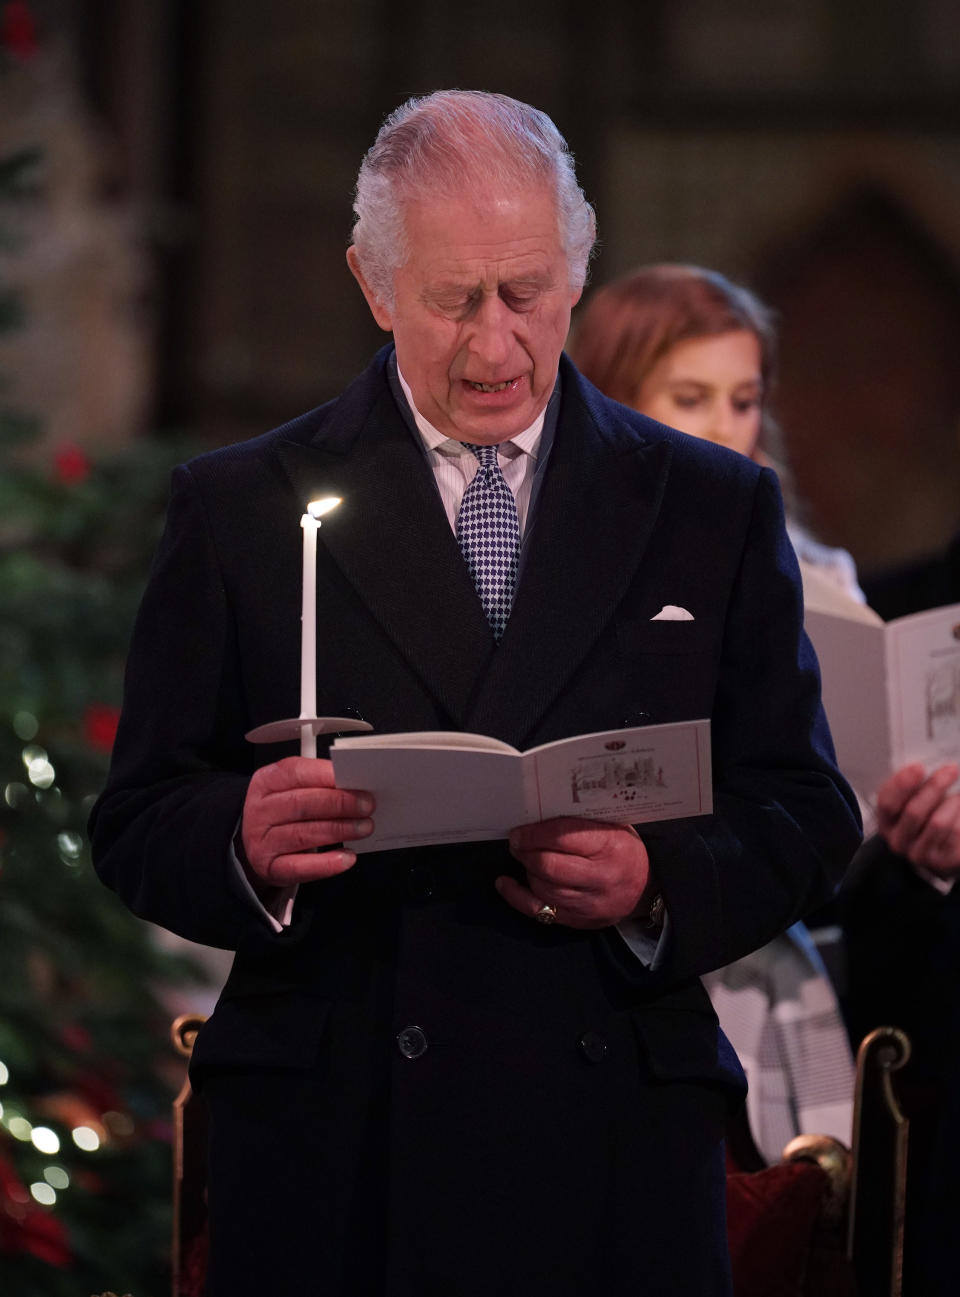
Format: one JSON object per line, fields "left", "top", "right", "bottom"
{"left": 397, "top": 1025, "right": 429, "bottom": 1059}
{"left": 578, "top": 1031, "right": 608, "bottom": 1064}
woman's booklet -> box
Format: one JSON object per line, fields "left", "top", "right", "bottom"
{"left": 804, "top": 596, "right": 960, "bottom": 796}
{"left": 330, "top": 719, "right": 712, "bottom": 852}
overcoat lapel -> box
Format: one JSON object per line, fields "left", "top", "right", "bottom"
{"left": 274, "top": 354, "right": 495, "bottom": 728}
{"left": 274, "top": 352, "right": 675, "bottom": 746}
{"left": 465, "top": 371, "right": 675, "bottom": 747}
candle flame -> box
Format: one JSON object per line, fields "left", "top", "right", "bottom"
{"left": 307, "top": 497, "right": 341, "bottom": 518}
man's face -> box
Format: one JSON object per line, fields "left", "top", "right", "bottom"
{"left": 349, "top": 184, "right": 581, "bottom": 444}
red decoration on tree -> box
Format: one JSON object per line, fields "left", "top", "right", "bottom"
{"left": 0, "top": 1148, "right": 73, "bottom": 1268}
{"left": 83, "top": 703, "right": 120, "bottom": 753}
{"left": 73, "top": 1068, "right": 123, "bottom": 1117}
{"left": 52, "top": 442, "right": 91, "bottom": 485}
{"left": 0, "top": 1, "right": 38, "bottom": 60}
{"left": 59, "top": 1022, "right": 94, "bottom": 1054}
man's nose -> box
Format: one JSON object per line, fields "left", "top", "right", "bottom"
{"left": 466, "top": 294, "right": 514, "bottom": 369}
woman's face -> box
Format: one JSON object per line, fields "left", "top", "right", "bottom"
{"left": 634, "top": 329, "right": 764, "bottom": 458}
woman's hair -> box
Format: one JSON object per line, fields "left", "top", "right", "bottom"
{"left": 568, "top": 263, "right": 779, "bottom": 452}
{"left": 350, "top": 89, "right": 597, "bottom": 307}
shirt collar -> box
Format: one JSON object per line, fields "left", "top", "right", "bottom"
{"left": 396, "top": 364, "right": 545, "bottom": 460}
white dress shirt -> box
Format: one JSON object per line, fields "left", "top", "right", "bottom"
{"left": 394, "top": 366, "right": 543, "bottom": 536}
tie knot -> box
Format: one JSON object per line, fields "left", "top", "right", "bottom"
{"left": 463, "top": 442, "right": 502, "bottom": 470}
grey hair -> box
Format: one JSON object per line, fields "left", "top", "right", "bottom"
{"left": 350, "top": 89, "right": 597, "bottom": 306}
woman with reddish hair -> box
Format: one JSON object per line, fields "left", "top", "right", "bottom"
{"left": 569, "top": 263, "right": 863, "bottom": 605}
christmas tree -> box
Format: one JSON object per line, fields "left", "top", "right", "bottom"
{"left": 1, "top": 6, "right": 209, "bottom": 1293}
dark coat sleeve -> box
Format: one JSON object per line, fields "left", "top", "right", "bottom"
{"left": 88, "top": 463, "right": 282, "bottom": 950}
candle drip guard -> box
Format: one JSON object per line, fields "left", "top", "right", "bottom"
{"left": 245, "top": 715, "right": 373, "bottom": 756}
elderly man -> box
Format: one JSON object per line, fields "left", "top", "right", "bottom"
{"left": 90, "top": 91, "right": 860, "bottom": 1297}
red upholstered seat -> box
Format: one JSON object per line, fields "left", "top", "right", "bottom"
{"left": 726, "top": 1158, "right": 852, "bottom": 1297}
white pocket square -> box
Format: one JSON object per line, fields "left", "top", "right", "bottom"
{"left": 651, "top": 605, "right": 695, "bottom": 621}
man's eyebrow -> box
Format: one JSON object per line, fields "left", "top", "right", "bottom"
{"left": 421, "top": 281, "right": 478, "bottom": 303}
{"left": 501, "top": 271, "right": 553, "bottom": 289}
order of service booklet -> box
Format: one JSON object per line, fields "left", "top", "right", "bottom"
{"left": 329, "top": 719, "right": 712, "bottom": 853}
{"left": 804, "top": 591, "right": 960, "bottom": 797}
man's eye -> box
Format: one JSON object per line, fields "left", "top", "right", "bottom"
{"left": 502, "top": 289, "right": 539, "bottom": 311}
{"left": 431, "top": 292, "right": 476, "bottom": 317}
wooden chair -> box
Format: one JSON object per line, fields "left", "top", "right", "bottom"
{"left": 169, "top": 1018, "right": 912, "bottom": 1297}
{"left": 171, "top": 1014, "right": 210, "bottom": 1297}
{"left": 726, "top": 1131, "right": 853, "bottom": 1297}
{"left": 847, "top": 1025, "right": 911, "bottom": 1297}
{"left": 724, "top": 1023, "right": 911, "bottom": 1297}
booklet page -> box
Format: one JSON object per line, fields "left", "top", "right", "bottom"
{"left": 888, "top": 604, "right": 960, "bottom": 774}
{"left": 331, "top": 720, "right": 711, "bottom": 853}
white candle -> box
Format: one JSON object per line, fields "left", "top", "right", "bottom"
{"left": 299, "top": 497, "right": 341, "bottom": 757}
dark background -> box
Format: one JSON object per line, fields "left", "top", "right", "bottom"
{"left": 39, "top": 0, "right": 960, "bottom": 578}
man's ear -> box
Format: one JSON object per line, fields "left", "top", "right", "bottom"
{"left": 346, "top": 246, "right": 394, "bottom": 332}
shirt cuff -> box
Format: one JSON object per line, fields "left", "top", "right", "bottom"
{"left": 228, "top": 834, "right": 298, "bottom": 931}
{"left": 909, "top": 861, "right": 956, "bottom": 895}
{"left": 615, "top": 910, "right": 671, "bottom": 969}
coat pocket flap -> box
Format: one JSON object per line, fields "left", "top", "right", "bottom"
{"left": 633, "top": 1008, "right": 746, "bottom": 1097}
{"left": 189, "top": 993, "right": 332, "bottom": 1081}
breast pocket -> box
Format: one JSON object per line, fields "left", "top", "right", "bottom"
{"left": 614, "top": 614, "right": 722, "bottom": 725}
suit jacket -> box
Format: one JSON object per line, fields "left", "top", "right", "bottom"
{"left": 90, "top": 347, "right": 861, "bottom": 1296}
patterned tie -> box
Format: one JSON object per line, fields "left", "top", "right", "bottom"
{"left": 456, "top": 443, "right": 521, "bottom": 640}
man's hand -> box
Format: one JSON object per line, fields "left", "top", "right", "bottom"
{"left": 875, "top": 761, "right": 960, "bottom": 878}
{"left": 241, "top": 757, "right": 374, "bottom": 887}
{"left": 497, "top": 817, "right": 654, "bottom": 928}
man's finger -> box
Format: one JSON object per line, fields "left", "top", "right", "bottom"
{"left": 264, "top": 847, "right": 359, "bottom": 885}
{"left": 495, "top": 875, "right": 567, "bottom": 924}
{"left": 250, "top": 785, "right": 375, "bottom": 827}
{"left": 259, "top": 815, "right": 375, "bottom": 854}
{"left": 251, "top": 755, "right": 341, "bottom": 794}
